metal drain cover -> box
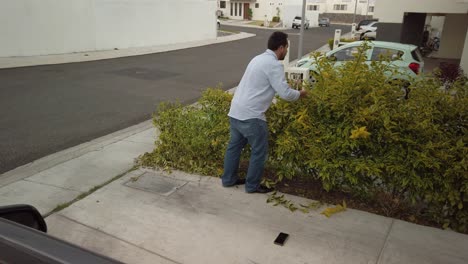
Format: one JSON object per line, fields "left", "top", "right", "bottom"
{"left": 124, "top": 172, "right": 187, "bottom": 196}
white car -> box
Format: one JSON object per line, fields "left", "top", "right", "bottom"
{"left": 360, "top": 21, "right": 378, "bottom": 32}
{"left": 292, "top": 16, "right": 309, "bottom": 29}
{"left": 361, "top": 31, "right": 376, "bottom": 40}
{"left": 296, "top": 41, "right": 425, "bottom": 85}
{"left": 357, "top": 21, "right": 378, "bottom": 39}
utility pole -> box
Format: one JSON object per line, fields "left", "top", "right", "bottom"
{"left": 298, "top": 0, "right": 306, "bottom": 59}
{"left": 366, "top": 0, "right": 370, "bottom": 18}
{"left": 352, "top": 0, "right": 358, "bottom": 24}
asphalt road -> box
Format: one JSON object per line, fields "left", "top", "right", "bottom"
{"left": 0, "top": 24, "right": 349, "bottom": 174}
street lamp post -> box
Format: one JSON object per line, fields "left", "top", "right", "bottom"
{"left": 366, "top": 0, "right": 370, "bottom": 18}
{"left": 298, "top": 0, "right": 306, "bottom": 59}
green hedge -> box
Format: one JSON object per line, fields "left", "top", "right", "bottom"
{"left": 139, "top": 44, "right": 468, "bottom": 232}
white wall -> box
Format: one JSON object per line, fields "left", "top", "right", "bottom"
{"left": 0, "top": 0, "right": 217, "bottom": 57}
{"left": 252, "top": 2, "right": 269, "bottom": 21}
{"left": 437, "top": 14, "right": 468, "bottom": 59}
{"left": 429, "top": 16, "right": 445, "bottom": 36}
{"left": 461, "top": 28, "right": 468, "bottom": 72}
{"left": 375, "top": 0, "right": 468, "bottom": 23}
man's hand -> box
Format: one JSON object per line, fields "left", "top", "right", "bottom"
{"left": 299, "top": 89, "right": 308, "bottom": 98}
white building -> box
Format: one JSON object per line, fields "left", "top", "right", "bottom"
{"left": 218, "top": 0, "right": 282, "bottom": 21}
{"left": 373, "top": 0, "right": 468, "bottom": 71}
{"left": 217, "top": 0, "right": 375, "bottom": 21}
{"left": 0, "top": 0, "right": 217, "bottom": 57}
{"left": 305, "top": 0, "right": 375, "bottom": 16}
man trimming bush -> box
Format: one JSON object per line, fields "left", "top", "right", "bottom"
{"left": 221, "top": 31, "right": 308, "bottom": 193}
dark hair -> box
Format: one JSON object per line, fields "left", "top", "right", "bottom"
{"left": 268, "top": 31, "right": 288, "bottom": 51}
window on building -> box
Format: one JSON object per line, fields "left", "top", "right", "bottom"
{"left": 359, "top": 0, "right": 367, "bottom": 3}
{"left": 368, "top": 6, "right": 375, "bottom": 12}
{"left": 255, "top": 3, "right": 259, "bottom": 8}
{"left": 220, "top": 1, "right": 226, "bottom": 9}
{"left": 230, "top": 2, "right": 233, "bottom": 16}
{"left": 234, "top": 2, "right": 237, "bottom": 16}
{"left": 333, "top": 4, "right": 347, "bottom": 11}
{"left": 239, "top": 3, "right": 242, "bottom": 16}
{"left": 307, "top": 5, "right": 319, "bottom": 11}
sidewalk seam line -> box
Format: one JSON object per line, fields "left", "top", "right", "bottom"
{"left": 22, "top": 178, "right": 80, "bottom": 193}
{"left": 54, "top": 214, "right": 182, "bottom": 264}
{"left": 43, "top": 168, "right": 137, "bottom": 217}
{"left": 375, "top": 219, "right": 395, "bottom": 264}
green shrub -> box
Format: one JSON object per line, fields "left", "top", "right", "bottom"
{"left": 139, "top": 89, "right": 232, "bottom": 176}
{"left": 248, "top": 8, "right": 253, "bottom": 20}
{"left": 139, "top": 44, "right": 468, "bottom": 233}
{"left": 268, "top": 45, "right": 467, "bottom": 232}
{"left": 272, "top": 16, "right": 280, "bottom": 23}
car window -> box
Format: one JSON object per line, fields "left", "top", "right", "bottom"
{"left": 295, "top": 16, "right": 301, "bottom": 20}
{"left": 411, "top": 48, "right": 423, "bottom": 62}
{"left": 331, "top": 46, "right": 361, "bottom": 61}
{"left": 371, "top": 47, "right": 404, "bottom": 61}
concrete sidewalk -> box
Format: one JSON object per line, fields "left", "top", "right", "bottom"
{"left": 45, "top": 167, "right": 468, "bottom": 264}
{"left": 220, "top": 19, "right": 287, "bottom": 30}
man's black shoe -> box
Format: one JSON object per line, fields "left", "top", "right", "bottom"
{"left": 248, "top": 185, "right": 274, "bottom": 194}
{"left": 223, "top": 178, "right": 246, "bottom": 187}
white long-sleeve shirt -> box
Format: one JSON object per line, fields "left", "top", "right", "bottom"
{"left": 228, "top": 49, "right": 300, "bottom": 121}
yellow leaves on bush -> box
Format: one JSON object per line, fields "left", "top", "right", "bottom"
{"left": 350, "top": 126, "right": 371, "bottom": 139}
{"left": 321, "top": 201, "right": 347, "bottom": 218}
{"left": 211, "top": 139, "right": 220, "bottom": 147}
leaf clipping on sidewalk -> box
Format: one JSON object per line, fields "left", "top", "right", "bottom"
{"left": 321, "top": 201, "right": 347, "bottom": 218}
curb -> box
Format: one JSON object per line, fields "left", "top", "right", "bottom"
{"left": 0, "top": 32, "right": 256, "bottom": 69}
{"left": 221, "top": 21, "right": 319, "bottom": 31}
{"left": 0, "top": 120, "right": 152, "bottom": 188}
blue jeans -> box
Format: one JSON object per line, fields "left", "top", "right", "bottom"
{"left": 222, "top": 117, "right": 268, "bottom": 192}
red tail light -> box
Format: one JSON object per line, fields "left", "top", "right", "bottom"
{"left": 409, "top": 63, "right": 420, "bottom": 75}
